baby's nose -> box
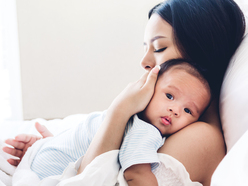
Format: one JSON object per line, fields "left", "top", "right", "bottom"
{"left": 169, "top": 108, "right": 179, "bottom": 117}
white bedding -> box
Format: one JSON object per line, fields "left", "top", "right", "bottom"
{"left": 0, "top": 115, "right": 202, "bottom": 186}
{"left": 1, "top": 103, "right": 247, "bottom": 183}
{"left": 0, "top": 114, "right": 88, "bottom": 141}
{"left": 0, "top": 113, "right": 248, "bottom": 185}
{"left": 0, "top": 138, "right": 202, "bottom": 186}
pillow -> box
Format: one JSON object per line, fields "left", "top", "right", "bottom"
{"left": 234, "top": 0, "right": 248, "bottom": 18}
{"left": 220, "top": 21, "right": 248, "bottom": 152}
{"left": 211, "top": 130, "right": 248, "bottom": 186}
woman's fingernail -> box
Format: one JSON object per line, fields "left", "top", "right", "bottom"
{"left": 152, "top": 65, "right": 161, "bottom": 74}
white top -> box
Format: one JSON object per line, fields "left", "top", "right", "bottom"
{"left": 119, "top": 115, "right": 165, "bottom": 171}
{"left": 31, "top": 112, "right": 165, "bottom": 180}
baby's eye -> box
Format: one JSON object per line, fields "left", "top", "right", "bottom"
{"left": 154, "top": 47, "right": 167, "bottom": 53}
{"left": 184, "top": 108, "right": 192, "bottom": 115}
{"left": 166, "top": 93, "right": 173, "bottom": 100}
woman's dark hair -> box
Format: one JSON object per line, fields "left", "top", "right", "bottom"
{"left": 149, "top": 0, "right": 246, "bottom": 98}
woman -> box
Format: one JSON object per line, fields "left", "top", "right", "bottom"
{"left": 4, "top": 0, "right": 245, "bottom": 185}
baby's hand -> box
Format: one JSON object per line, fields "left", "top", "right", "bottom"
{"left": 2, "top": 122, "right": 53, "bottom": 166}
{"left": 109, "top": 65, "right": 160, "bottom": 117}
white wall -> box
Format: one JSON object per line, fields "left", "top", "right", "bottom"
{"left": 0, "top": 0, "right": 23, "bottom": 122}
{"left": 16, "top": 0, "right": 161, "bottom": 119}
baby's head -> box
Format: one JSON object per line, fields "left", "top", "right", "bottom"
{"left": 140, "top": 59, "right": 211, "bottom": 137}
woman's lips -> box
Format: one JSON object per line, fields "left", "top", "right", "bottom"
{"left": 161, "top": 116, "right": 171, "bottom": 126}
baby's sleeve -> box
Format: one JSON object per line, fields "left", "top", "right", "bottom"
{"left": 119, "top": 115, "right": 165, "bottom": 172}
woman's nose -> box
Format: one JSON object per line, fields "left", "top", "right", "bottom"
{"left": 140, "top": 51, "right": 156, "bottom": 71}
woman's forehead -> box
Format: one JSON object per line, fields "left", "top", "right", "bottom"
{"left": 144, "top": 14, "right": 173, "bottom": 42}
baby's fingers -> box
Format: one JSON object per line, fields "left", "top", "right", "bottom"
{"left": 15, "top": 134, "right": 41, "bottom": 144}
{"left": 7, "top": 159, "right": 20, "bottom": 166}
{"left": 4, "top": 138, "right": 26, "bottom": 150}
{"left": 35, "top": 122, "right": 54, "bottom": 138}
{"left": 2, "top": 146, "right": 23, "bottom": 158}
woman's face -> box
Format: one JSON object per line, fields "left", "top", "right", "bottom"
{"left": 141, "top": 14, "right": 183, "bottom": 70}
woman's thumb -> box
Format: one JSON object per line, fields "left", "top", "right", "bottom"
{"left": 144, "top": 65, "right": 160, "bottom": 88}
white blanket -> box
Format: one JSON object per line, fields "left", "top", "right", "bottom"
{"left": 0, "top": 137, "right": 201, "bottom": 186}
{"left": 0, "top": 140, "right": 16, "bottom": 186}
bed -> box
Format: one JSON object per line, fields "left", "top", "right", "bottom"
{"left": 1, "top": 0, "right": 248, "bottom": 185}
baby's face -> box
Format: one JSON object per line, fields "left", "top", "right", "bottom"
{"left": 141, "top": 67, "right": 210, "bottom": 136}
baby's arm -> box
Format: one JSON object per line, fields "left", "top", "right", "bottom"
{"left": 124, "top": 164, "right": 158, "bottom": 186}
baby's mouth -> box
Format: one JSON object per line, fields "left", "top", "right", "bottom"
{"left": 161, "top": 116, "right": 171, "bottom": 126}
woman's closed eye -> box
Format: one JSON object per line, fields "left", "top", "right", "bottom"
{"left": 154, "top": 47, "right": 167, "bottom": 53}
{"left": 184, "top": 108, "right": 192, "bottom": 115}
{"left": 166, "top": 93, "right": 173, "bottom": 100}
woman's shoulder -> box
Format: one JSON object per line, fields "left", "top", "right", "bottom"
{"left": 158, "top": 121, "right": 226, "bottom": 186}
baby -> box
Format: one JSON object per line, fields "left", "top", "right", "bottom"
{"left": 120, "top": 59, "right": 211, "bottom": 185}
{"left": 29, "top": 59, "right": 211, "bottom": 185}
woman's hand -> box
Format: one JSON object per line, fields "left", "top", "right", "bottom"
{"left": 2, "top": 122, "right": 53, "bottom": 166}
{"left": 109, "top": 65, "right": 160, "bottom": 117}
{"left": 78, "top": 65, "right": 160, "bottom": 173}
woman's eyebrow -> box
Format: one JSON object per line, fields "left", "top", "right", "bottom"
{"left": 143, "top": 35, "right": 166, "bottom": 45}
{"left": 151, "top": 35, "right": 166, "bottom": 43}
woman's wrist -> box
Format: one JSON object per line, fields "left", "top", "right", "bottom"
{"left": 107, "top": 97, "right": 135, "bottom": 120}
{"left": 78, "top": 106, "right": 130, "bottom": 173}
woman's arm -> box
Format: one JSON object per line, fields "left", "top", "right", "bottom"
{"left": 78, "top": 65, "right": 160, "bottom": 173}
{"left": 158, "top": 100, "right": 226, "bottom": 186}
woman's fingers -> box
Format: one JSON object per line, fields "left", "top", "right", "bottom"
{"left": 138, "top": 71, "right": 149, "bottom": 85}
{"left": 138, "top": 65, "right": 160, "bottom": 87}
{"left": 108, "top": 65, "right": 160, "bottom": 117}
{"left": 35, "top": 122, "right": 54, "bottom": 138}
{"left": 143, "top": 65, "right": 160, "bottom": 88}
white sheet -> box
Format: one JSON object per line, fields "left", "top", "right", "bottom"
{"left": 1, "top": 114, "right": 248, "bottom": 185}
{"left": 0, "top": 140, "right": 16, "bottom": 186}
{"left": 0, "top": 134, "right": 202, "bottom": 186}
{"left": 0, "top": 114, "right": 88, "bottom": 141}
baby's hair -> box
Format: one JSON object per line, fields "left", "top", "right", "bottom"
{"left": 158, "top": 59, "right": 212, "bottom": 99}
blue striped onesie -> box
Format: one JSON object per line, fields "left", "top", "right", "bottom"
{"left": 31, "top": 111, "right": 165, "bottom": 180}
